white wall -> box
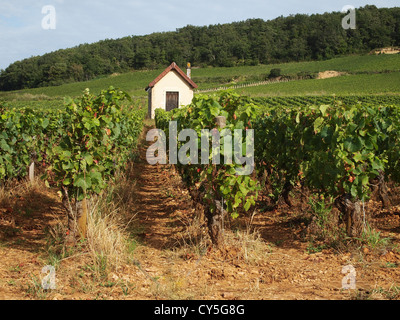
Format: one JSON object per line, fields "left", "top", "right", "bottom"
{"left": 149, "top": 70, "right": 194, "bottom": 119}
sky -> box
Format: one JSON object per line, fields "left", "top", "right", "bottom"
{"left": 0, "top": 0, "right": 398, "bottom": 70}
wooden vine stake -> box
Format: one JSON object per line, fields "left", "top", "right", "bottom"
{"left": 29, "top": 152, "right": 37, "bottom": 183}
{"left": 77, "top": 198, "right": 88, "bottom": 240}
{"left": 29, "top": 162, "right": 35, "bottom": 183}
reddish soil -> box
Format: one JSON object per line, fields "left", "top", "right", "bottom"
{"left": 0, "top": 124, "right": 399, "bottom": 300}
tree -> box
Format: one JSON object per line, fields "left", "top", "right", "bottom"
{"left": 1, "top": 6, "right": 399, "bottom": 91}
{"left": 268, "top": 68, "right": 281, "bottom": 79}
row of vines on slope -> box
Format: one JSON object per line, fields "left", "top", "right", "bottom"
{"left": 0, "top": 87, "right": 146, "bottom": 244}
{"left": 155, "top": 91, "right": 400, "bottom": 245}
{"left": 252, "top": 95, "right": 400, "bottom": 110}
{"left": 254, "top": 103, "right": 400, "bottom": 237}
{"left": 0, "top": 107, "right": 61, "bottom": 181}
{"left": 155, "top": 92, "right": 260, "bottom": 245}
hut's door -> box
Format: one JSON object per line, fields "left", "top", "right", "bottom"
{"left": 166, "top": 92, "right": 179, "bottom": 111}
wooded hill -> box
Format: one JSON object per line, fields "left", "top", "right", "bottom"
{"left": 0, "top": 5, "right": 399, "bottom": 91}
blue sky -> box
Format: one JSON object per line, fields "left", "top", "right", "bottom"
{"left": 0, "top": 0, "right": 398, "bottom": 70}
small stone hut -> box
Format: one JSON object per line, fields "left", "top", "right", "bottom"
{"left": 146, "top": 62, "right": 198, "bottom": 119}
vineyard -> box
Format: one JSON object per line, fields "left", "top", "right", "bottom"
{"left": 155, "top": 91, "right": 400, "bottom": 244}
{"left": 1, "top": 90, "right": 400, "bottom": 300}
{"left": 1, "top": 87, "right": 146, "bottom": 243}
{"left": 252, "top": 95, "right": 400, "bottom": 109}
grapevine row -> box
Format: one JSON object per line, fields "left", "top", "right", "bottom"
{"left": 253, "top": 100, "right": 400, "bottom": 236}
{"left": 1, "top": 87, "right": 146, "bottom": 243}
{"left": 156, "top": 91, "right": 400, "bottom": 242}
{"left": 1, "top": 88, "right": 145, "bottom": 188}
{"left": 252, "top": 95, "right": 400, "bottom": 110}
{"left": 155, "top": 92, "right": 260, "bottom": 245}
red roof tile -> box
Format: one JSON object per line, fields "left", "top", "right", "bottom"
{"left": 145, "top": 62, "right": 198, "bottom": 91}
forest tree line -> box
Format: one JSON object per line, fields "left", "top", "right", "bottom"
{"left": 0, "top": 5, "right": 399, "bottom": 91}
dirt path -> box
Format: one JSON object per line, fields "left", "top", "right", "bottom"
{"left": 129, "top": 126, "right": 193, "bottom": 250}
{"left": 0, "top": 183, "right": 65, "bottom": 300}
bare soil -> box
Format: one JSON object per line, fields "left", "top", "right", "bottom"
{"left": 317, "top": 71, "right": 346, "bottom": 80}
{"left": 372, "top": 47, "right": 400, "bottom": 55}
{"left": 0, "top": 124, "right": 400, "bottom": 300}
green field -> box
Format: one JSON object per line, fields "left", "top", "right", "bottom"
{"left": 0, "top": 53, "right": 399, "bottom": 109}
{"left": 193, "top": 53, "right": 400, "bottom": 81}
{"left": 235, "top": 72, "right": 400, "bottom": 97}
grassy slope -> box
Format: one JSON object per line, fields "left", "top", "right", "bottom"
{"left": 236, "top": 72, "right": 400, "bottom": 97}
{"left": 0, "top": 69, "right": 162, "bottom": 99}
{"left": 194, "top": 53, "right": 400, "bottom": 79}
{"left": 0, "top": 53, "right": 399, "bottom": 106}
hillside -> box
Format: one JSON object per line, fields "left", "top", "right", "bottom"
{"left": 0, "top": 53, "right": 399, "bottom": 110}
{"left": 0, "top": 5, "right": 399, "bottom": 92}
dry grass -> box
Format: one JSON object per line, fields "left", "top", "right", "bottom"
{"left": 0, "top": 184, "right": 11, "bottom": 209}
{"left": 174, "top": 211, "right": 210, "bottom": 256}
{"left": 223, "top": 211, "right": 271, "bottom": 265}
{"left": 0, "top": 176, "right": 45, "bottom": 208}
{"left": 173, "top": 209, "right": 270, "bottom": 266}
{"left": 84, "top": 167, "right": 138, "bottom": 277}
{"left": 33, "top": 163, "right": 140, "bottom": 280}
{"left": 86, "top": 196, "right": 134, "bottom": 276}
